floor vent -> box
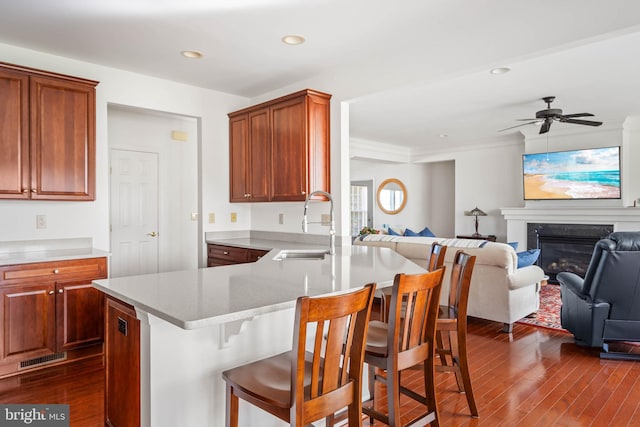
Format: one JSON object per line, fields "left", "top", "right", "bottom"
{"left": 19, "top": 352, "right": 67, "bottom": 370}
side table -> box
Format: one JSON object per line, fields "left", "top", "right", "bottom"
{"left": 456, "top": 234, "right": 497, "bottom": 242}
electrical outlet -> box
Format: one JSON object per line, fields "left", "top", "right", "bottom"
{"left": 230, "top": 212, "right": 237, "bottom": 223}
{"left": 321, "top": 214, "right": 331, "bottom": 225}
{"left": 36, "top": 215, "right": 47, "bottom": 229}
{"left": 279, "top": 213, "right": 285, "bottom": 224}
{"left": 190, "top": 212, "right": 198, "bottom": 221}
{"left": 209, "top": 213, "right": 215, "bottom": 224}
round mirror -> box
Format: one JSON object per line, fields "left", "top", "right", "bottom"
{"left": 376, "top": 178, "right": 407, "bottom": 215}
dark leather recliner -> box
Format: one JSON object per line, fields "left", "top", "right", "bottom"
{"left": 557, "top": 231, "right": 640, "bottom": 356}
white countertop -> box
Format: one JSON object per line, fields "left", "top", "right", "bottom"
{"left": 0, "top": 238, "right": 109, "bottom": 265}
{"left": 93, "top": 245, "right": 425, "bottom": 330}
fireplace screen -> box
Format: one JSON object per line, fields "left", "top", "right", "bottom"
{"left": 527, "top": 223, "right": 613, "bottom": 283}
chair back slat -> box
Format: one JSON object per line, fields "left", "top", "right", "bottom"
{"left": 387, "top": 268, "right": 444, "bottom": 370}
{"left": 446, "top": 251, "right": 476, "bottom": 320}
{"left": 427, "top": 243, "right": 447, "bottom": 271}
{"left": 291, "top": 283, "right": 376, "bottom": 421}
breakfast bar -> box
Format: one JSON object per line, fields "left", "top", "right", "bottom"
{"left": 93, "top": 245, "right": 425, "bottom": 427}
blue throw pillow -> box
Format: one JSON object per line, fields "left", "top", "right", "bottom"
{"left": 507, "top": 242, "right": 518, "bottom": 251}
{"left": 388, "top": 227, "right": 401, "bottom": 236}
{"left": 403, "top": 228, "right": 419, "bottom": 237}
{"left": 419, "top": 226, "right": 436, "bottom": 237}
{"left": 517, "top": 249, "right": 540, "bottom": 268}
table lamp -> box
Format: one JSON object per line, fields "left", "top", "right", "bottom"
{"left": 466, "top": 206, "right": 487, "bottom": 237}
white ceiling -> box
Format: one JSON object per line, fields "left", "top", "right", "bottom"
{"left": 2, "top": 0, "right": 640, "bottom": 153}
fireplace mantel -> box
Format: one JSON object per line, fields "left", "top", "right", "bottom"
{"left": 501, "top": 206, "right": 640, "bottom": 249}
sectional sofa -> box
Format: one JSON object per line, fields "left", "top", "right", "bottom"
{"left": 354, "top": 235, "right": 545, "bottom": 332}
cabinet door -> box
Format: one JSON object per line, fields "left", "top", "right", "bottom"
{"left": 0, "top": 282, "right": 56, "bottom": 361}
{"left": 229, "top": 108, "right": 270, "bottom": 202}
{"left": 30, "top": 75, "right": 96, "bottom": 200}
{"left": 229, "top": 113, "right": 249, "bottom": 202}
{"left": 0, "top": 68, "right": 29, "bottom": 199}
{"left": 56, "top": 279, "right": 104, "bottom": 351}
{"left": 247, "top": 107, "right": 271, "bottom": 201}
{"left": 270, "top": 96, "right": 308, "bottom": 201}
{"left": 105, "top": 297, "right": 140, "bottom": 427}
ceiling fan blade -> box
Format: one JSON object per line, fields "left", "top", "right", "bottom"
{"left": 561, "top": 113, "right": 594, "bottom": 118}
{"left": 497, "top": 121, "right": 538, "bottom": 132}
{"left": 515, "top": 118, "right": 537, "bottom": 122}
{"left": 539, "top": 119, "right": 552, "bottom": 134}
{"left": 560, "top": 118, "right": 603, "bottom": 126}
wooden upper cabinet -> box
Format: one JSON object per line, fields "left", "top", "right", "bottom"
{"left": 228, "top": 89, "right": 331, "bottom": 203}
{"left": 0, "top": 62, "right": 98, "bottom": 201}
{"left": 229, "top": 114, "right": 249, "bottom": 202}
{"left": 0, "top": 68, "right": 29, "bottom": 199}
{"left": 30, "top": 75, "right": 96, "bottom": 200}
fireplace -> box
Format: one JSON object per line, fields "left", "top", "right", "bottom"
{"left": 527, "top": 223, "right": 613, "bottom": 283}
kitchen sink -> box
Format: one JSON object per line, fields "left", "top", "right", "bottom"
{"left": 272, "top": 249, "right": 330, "bottom": 261}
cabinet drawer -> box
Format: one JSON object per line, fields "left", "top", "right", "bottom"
{"left": 0, "top": 257, "right": 107, "bottom": 285}
{"left": 207, "top": 245, "right": 248, "bottom": 263}
{"left": 248, "top": 249, "right": 268, "bottom": 262}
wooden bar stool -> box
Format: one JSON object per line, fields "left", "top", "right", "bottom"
{"left": 380, "top": 243, "right": 447, "bottom": 322}
{"left": 363, "top": 268, "right": 445, "bottom": 427}
{"left": 221, "top": 283, "right": 376, "bottom": 427}
{"left": 435, "top": 250, "right": 479, "bottom": 417}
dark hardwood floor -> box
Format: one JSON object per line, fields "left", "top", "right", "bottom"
{"left": 1, "top": 319, "right": 639, "bottom": 426}
{"left": 0, "top": 355, "right": 104, "bottom": 427}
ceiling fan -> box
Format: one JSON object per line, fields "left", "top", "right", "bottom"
{"left": 499, "top": 96, "right": 603, "bottom": 134}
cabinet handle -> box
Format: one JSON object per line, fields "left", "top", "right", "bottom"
{"left": 48, "top": 290, "right": 54, "bottom": 295}
{"left": 22, "top": 188, "right": 28, "bottom": 193}
{"left": 301, "top": 191, "right": 306, "bottom": 195}
{"left": 53, "top": 269, "right": 59, "bottom": 274}
{"left": 58, "top": 289, "right": 63, "bottom": 294}
{"left": 223, "top": 251, "right": 229, "bottom": 255}
{"left": 31, "top": 189, "right": 37, "bottom": 193}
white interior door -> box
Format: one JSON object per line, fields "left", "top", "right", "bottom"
{"left": 110, "top": 149, "right": 159, "bottom": 278}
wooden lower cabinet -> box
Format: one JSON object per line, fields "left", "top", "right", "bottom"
{"left": 0, "top": 257, "right": 107, "bottom": 377}
{"left": 0, "top": 282, "right": 56, "bottom": 360}
{"left": 105, "top": 296, "right": 140, "bottom": 427}
{"left": 207, "top": 243, "right": 268, "bottom": 267}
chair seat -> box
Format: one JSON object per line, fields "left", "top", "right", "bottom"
{"left": 223, "top": 352, "right": 295, "bottom": 409}
{"left": 438, "top": 305, "right": 457, "bottom": 323}
{"left": 364, "top": 320, "right": 389, "bottom": 357}
{"left": 223, "top": 351, "right": 322, "bottom": 409}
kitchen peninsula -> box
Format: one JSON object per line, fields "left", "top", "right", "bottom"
{"left": 93, "top": 244, "right": 425, "bottom": 427}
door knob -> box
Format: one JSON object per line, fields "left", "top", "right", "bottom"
{"left": 147, "top": 232, "right": 158, "bottom": 237}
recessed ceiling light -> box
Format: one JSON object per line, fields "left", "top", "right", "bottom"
{"left": 181, "top": 50, "right": 204, "bottom": 59}
{"left": 490, "top": 67, "right": 511, "bottom": 75}
{"left": 439, "top": 134, "right": 449, "bottom": 138}
{"left": 281, "top": 35, "right": 305, "bottom": 45}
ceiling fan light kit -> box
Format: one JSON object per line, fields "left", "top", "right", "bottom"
{"left": 498, "top": 96, "right": 603, "bottom": 134}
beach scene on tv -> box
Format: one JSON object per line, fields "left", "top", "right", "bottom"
{"left": 523, "top": 147, "right": 621, "bottom": 200}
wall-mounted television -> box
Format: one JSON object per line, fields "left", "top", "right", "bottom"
{"left": 523, "top": 147, "right": 621, "bottom": 200}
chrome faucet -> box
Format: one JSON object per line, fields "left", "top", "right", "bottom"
{"left": 302, "top": 190, "right": 335, "bottom": 255}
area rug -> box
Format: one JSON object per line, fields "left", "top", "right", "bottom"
{"left": 517, "top": 284, "right": 567, "bottom": 331}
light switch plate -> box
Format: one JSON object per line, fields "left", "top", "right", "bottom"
{"left": 209, "top": 213, "right": 215, "bottom": 224}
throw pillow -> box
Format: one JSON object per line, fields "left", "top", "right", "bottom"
{"left": 419, "top": 226, "right": 436, "bottom": 237}
{"left": 388, "top": 227, "right": 401, "bottom": 236}
{"left": 507, "top": 242, "right": 518, "bottom": 251}
{"left": 403, "top": 228, "right": 419, "bottom": 237}
{"left": 517, "top": 249, "right": 540, "bottom": 268}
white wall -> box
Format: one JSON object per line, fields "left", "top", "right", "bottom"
{"left": 427, "top": 160, "right": 455, "bottom": 237}
{"left": 349, "top": 159, "right": 456, "bottom": 237}
{"left": 108, "top": 107, "right": 199, "bottom": 272}
{"left": 352, "top": 141, "right": 524, "bottom": 242}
